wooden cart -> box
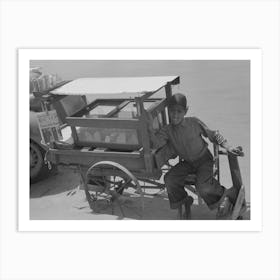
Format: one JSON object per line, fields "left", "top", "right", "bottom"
{"left": 35, "top": 76, "right": 247, "bottom": 219}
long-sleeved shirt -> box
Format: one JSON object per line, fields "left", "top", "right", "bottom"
{"left": 150, "top": 117, "right": 226, "bottom": 162}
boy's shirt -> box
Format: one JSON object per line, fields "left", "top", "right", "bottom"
{"left": 151, "top": 117, "right": 225, "bottom": 162}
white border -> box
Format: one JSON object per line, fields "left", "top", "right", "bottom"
{"left": 19, "top": 49, "right": 262, "bottom": 232}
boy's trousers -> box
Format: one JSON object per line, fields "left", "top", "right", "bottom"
{"left": 164, "top": 149, "right": 237, "bottom": 209}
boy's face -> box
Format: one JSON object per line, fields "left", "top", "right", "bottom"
{"left": 169, "top": 105, "right": 187, "bottom": 125}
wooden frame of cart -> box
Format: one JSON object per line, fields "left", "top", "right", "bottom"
{"left": 34, "top": 75, "right": 247, "bottom": 219}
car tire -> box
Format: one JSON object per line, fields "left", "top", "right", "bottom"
{"left": 30, "top": 141, "right": 49, "bottom": 183}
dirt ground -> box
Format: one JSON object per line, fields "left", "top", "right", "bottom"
{"left": 30, "top": 168, "right": 250, "bottom": 220}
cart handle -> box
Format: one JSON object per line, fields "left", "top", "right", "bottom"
{"left": 219, "top": 146, "right": 244, "bottom": 157}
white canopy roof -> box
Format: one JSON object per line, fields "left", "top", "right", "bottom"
{"left": 50, "top": 76, "right": 179, "bottom": 98}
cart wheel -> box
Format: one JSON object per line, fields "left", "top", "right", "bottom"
{"left": 84, "top": 161, "right": 144, "bottom": 219}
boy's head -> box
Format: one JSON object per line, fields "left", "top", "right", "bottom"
{"left": 168, "top": 93, "right": 188, "bottom": 125}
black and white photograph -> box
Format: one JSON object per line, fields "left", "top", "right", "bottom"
{"left": 20, "top": 49, "right": 261, "bottom": 230}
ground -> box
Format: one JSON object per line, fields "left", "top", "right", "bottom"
{"left": 30, "top": 167, "right": 250, "bottom": 220}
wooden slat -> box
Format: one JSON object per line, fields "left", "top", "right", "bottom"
{"left": 70, "top": 126, "right": 79, "bottom": 143}
{"left": 213, "top": 143, "right": 220, "bottom": 181}
{"left": 74, "top": 141, "right": 140, "bottom": 151}
{"left": 71, "top": 100, "right": 99, "bottom": 117}
{"left": 66, "top": 117, "right": 140, "bottom": 129}
{"left": 49, "top": 148, "right": 141, "bottom": 157}
{"left": 137, "top": 76, "right": 180, "bottom": 102}
{"left": 52, "top": 99, "right": 68, "bottom": 123}
{"left": 228, "top": 153, "right": 243, "bottom": 188}
{"left": 48, "top": 150, "right": 145, "bottom": 171}
{"left": 165, "top": 83, "right": 172, "bottom": 100}
{"left": 147, "top": 99, "right": 168, "bottom": 117}
{"left": 231, "top": 185, "right": 246, "bottom": 220}
{"left": 106, "top": 100, "right": 131, "bottom": 117}
{"left": 165, "top": 83, "right": 173, "bottom": 123}
{"left": 135, "top": 97, "right": 153, "bottom": 173}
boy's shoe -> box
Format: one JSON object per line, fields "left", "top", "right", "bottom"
{"left": 216, "top": 196, "right": 233, "bottom": 219}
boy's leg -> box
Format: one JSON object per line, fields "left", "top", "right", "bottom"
{"left": 164, "top": 161, "right": 194, "bottom": 209}
{"left": 195, "top": 158, "right": 226, "bottom": 210}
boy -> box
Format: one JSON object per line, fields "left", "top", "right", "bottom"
{"left": 146, "top": 93, "right": 240, "bottom": 219}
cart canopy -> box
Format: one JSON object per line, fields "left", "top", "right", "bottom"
{"left": 50, "top": 76, "right": 179, "bottom": 99}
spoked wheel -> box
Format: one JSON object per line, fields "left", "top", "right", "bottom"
{"left": 83, "top": 161, "right": 144, "bottom": 219}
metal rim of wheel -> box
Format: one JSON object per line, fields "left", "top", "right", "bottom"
{"left": 83, "top": 161, "right": 144, "bottom": 219}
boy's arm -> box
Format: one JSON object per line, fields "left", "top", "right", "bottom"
{"left": 195, "top": 117, "right": 239, "bottom": 155}
{"left": 194, "top": 117, "right": 226, "bottom": 144}
{"left": 149, "top": 131, "right": 167, "bottom": 149}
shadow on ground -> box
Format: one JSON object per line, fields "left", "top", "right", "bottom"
{"left": 30, "top": 171, "right": 250, "bottom": 220}
{"left": 30, "top": 168, "right": 81, "bottom": 198}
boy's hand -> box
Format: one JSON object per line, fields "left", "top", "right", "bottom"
{"left": 221, "top": 141, "right": 244, "bottom": 156}
{"left": 226, "top": 146, "right": 244, "bottom": 156}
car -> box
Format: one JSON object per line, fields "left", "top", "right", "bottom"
{"left": 29, "top": 67, "right": 58, "bottom": 183}
{"left": 29, "top": 68, "right": 86, "bottom": 182}
{"left": 30, "top": 109, "right": 50, "bottom": 183}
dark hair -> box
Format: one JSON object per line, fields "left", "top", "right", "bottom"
{"left": 168, "top": 93, "right": 187, "bottom": 109}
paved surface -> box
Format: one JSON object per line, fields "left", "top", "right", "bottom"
{"left": 30, "top": 168, "right": 250, "bottom": 220}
